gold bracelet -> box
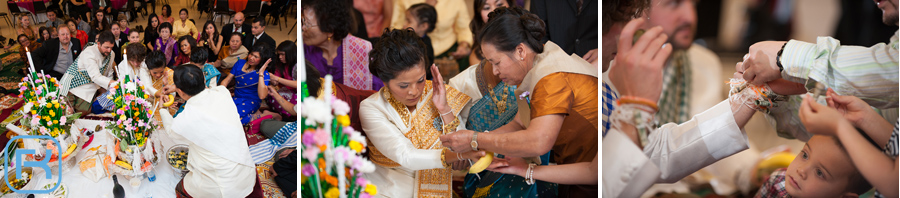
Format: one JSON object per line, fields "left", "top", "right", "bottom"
{"left": 441, "top": 117, "right": 460, "bottom": 135}
{"left": 440, "top": 149, "right": 451, "bottom": 168}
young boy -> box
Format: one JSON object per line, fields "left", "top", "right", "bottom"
{"left": 403, "top": 3, "right": 436, "bottom": 78}
{"left": 756, "top": 135, "right": 872, "bottom": 197}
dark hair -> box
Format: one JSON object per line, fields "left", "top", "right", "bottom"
{"left": 305, "top": 60, "right": 321, "bottom": 98}
{"left": 273, "top": 41, "right": 297, "bottom": 73}
{"left": 190, "top": 47, "right": 208, "bottom": 63}
{"left": 480, "top": 7, "right": 546, "bottom": 54}
{"left": 146, "top": 51, "right": 167, "bottom": 69}
{"left": 252, "top": 17, "right": 266, "bottom": 27}
{"left": 179, "top": 8, "right": 189, "bottom": 16}
{"left": 65, "top": 19, "right": 76, "bottom": 27}
{"left": 91, "top": 11, "right": 109, "bottom": 32}
{"left": 301, "top": 0, "right": 351, "bottom": 41}
{"left": 162, "top": 5, "right": 172, "bottom": 17}
{"left": 110, "top": 22, "right": 120, "bottom": 30}
{"left": 125, "top": 43, "right": 147, "bottom": 62}
{"left": 229, "top": 32, "right": 244, "bottom": 44}
{"left": 369, "top": 28, "right": 426, "bottom": 82}
{"left": 158, "top": 22, "right": 173, "bottom": 34}
{"left": 199, "top": 21, "right": 219, "bottom": 44}
{"left": 172, "top": 64, "right": 205, "bottom": 96}
{"left": 249, "top": 42, "right": 274, "bottom": 70}
{"left": 470, "top": 0, "right": 514, "bottom": 59}
{"left": 98, "top": 31, "right": 116, "bottom": 45}
{"left": 39, "top": 27, "right": 51, "bottom": 41}
{"left": 147, "top": 13, "right": 160, "bottom": 29}
{"left": 177, "top": 35, "right": 196, "bottom": 54}
{"left": 16, "top": 34, "right": 28, "bottom": 44}
{"left": 602, "top": 0, "right": 650, "bottom": 34}
{"left": 408, "top": 3, "right": 437, "bottom": 33}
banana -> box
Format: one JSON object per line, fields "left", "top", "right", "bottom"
{"left": 61, "top": 143, "right": 76, "bottom": 159}
{"left": 757, "top": 152, "right": 795, "bottom": 169}
{"left": 468, "top": 152, "right": 494, "bottom": 174}
{"left": 163, "top": 95, "right": 175, "bottom": 107}
{"left": 115, "top": 160, "right": 132, "bottom": 170}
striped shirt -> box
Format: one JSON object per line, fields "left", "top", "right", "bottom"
{"left": 780, "top": 30, "right": 899, "bottom": 109}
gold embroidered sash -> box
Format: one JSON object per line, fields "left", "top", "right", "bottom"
{"left": 366, "top": 80, "right": 470, "bottom": 198}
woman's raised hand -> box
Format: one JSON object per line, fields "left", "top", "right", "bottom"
{"left": 430, "top": 64, "right": 450, "bottom": 113}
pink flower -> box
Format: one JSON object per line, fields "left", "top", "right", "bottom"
{"left": 313, "top": 129, "right": 330, "bottom": 146}
{"left": 356, "top": 176, "right": 368, "bottom": 186}
{"left": 117, "top": 109, "right": 125, "bottom": 115}
{"left": 302, "top": 131, "right": 316, "bottom": 146}
{"left": 59, "top": 116, "right": 66, "bottom": 124}
{"left": 30, "top": 116, "right": 39, "bottom": 126}
{"left": 301, "top": 164, "right": 316, "bottom": 177}
{"left": 302, "top": 147, "right": 320, "bottom": 162}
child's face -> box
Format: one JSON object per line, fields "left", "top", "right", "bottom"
{"left": 403, "top": 10, "right": 427, "bottom": 37}
{"left": 785, "top": 136, "right": 859, "bottom": 197}
{"left": 128, "top": 32, "right": 140, "bottom": 43}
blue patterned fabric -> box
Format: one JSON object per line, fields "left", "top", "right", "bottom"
{"left": 601, "top": 81, "right": 618, "bottom": 137}
{"left": 202, "top": 63, "right": 221, "bottom": 86}
{"left": 249, "top": 122, "right": 297, "bottom": 164}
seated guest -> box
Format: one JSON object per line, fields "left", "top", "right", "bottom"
{"left": 218, "top": 43, "right": 281, "bottom": 125}
{"left": 88, "top": 10, "right": 109, "bottom": 42}
{"left": 302, "top": 0, "right": 382, "bottom": 91}
{"left": 75, "top": 15, "right": 91, "bottom": 33}
{"left": 172, "top": 9, "right": 198, "bottom": 39}
{"left": 152, "top": 22, "right": 177, "bottom": 67}
{"left": 45, "top": 10, "right": 64, "bottom": 28}
{"left": 110, "top": 23, "right": 127, "bottom": 64}
{"left": 243, "top": 18, "right": 275, "bottom": 50}
{"left": 197, "top": 21, "right": 222, "bottom": 63}
{"left": 58, "top": 31, "right": 117, "bottom": 114}
{"left": 221, "top": 12, "right": 250, "bottom": 39}
{"left": 265, "top": 41, "right": 298, "bottom": 120}
{"left": 159, "top": 65, "right": 255, "bottom": 198}
{"left": 34, "top": 27, "right": 82, "bottom": 79}
{"left": 123, "top": 31, "right": 144, "bottom": 53}
{"left": 189, "top": 47, "right": 220, "bottom": 88}
{"left": 16, "top": 15, "right": 38, "bottom": 41}
{"left": 117, "top": 14, "right": 131, "bottom": 35}
{"left": 173, "top": 35, "right": 196, "bottom": 66}
{"left": 38, "top": 27, "right": 51, "bottom": 44}
{"left": 143, "top": 14, "right": 161, "bottom": 47}
{"left": 160, "top": 5, "right": 175, "bottom": 24}
{"left": 49, "top": 27, "right": 58, "bottom": 39}
{"left": 215, "top": 33, "right": 249, "bottom": 77}
{"left": 66, "top": 19, "right": 89, "bottom": 50}
{"left": 17, "top": 34, "right": 41, "bottom": 68}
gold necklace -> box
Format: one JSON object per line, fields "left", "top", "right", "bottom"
{"left": 488, "top": 84, "right": 508, "bottom": 114}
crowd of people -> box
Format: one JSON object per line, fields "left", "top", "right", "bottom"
{"left": 303, "top": 0, "right": 598, "bottom": 197}
{"left": 2, "top": 3, "right": 298, "bottom": 197}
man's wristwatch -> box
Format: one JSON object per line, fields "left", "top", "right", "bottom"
{"left": 470, "top": 131, "right": 479, "bottom": 151}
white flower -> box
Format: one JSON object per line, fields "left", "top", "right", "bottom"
{"left": 125, "top": 82, "right": 137, "bottom": 92}
{"left": 301, "top": 97, "right": 333, "bottom": 124}
{"left": 358, "top": 160, "right": 376, "bottom": 173}
{"left": 349, "top": 131, "right": 366, "bottom": 145}
{"left": 332, "top": 99, "right": 350, "bottom": 115}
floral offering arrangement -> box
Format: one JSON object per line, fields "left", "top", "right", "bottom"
{"left": 11, "top": 70, "right": 81, "bottom": 169}
{"left": 300, "top": 76, "right": 378, "bottom": 198}
{"left": 104, "top": 75, "right": 160, "bottom": 176}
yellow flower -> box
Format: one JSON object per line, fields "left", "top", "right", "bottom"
{"left": 144, "top": 94, "right": 149, "bottom": 98}
{"left": 43, "top": 116, "right": 50, "bottom": 122}
{"left": 49, "top": 110, "right": 55, "bottom": 117}
{"left": 50, "top": 78, "right": 55, "bottom": 83}
{"left": 324, "top": 188, "right": 339, "bottom": 198}
{"left": 119, "top": 115, "right": 126, "bottom": 121}
{"left": 133, "top": 112, "right": 139, "bottom": 117}
{"left": 111, "top": 113, "right": 116, "bottom": 116}
{"left": 107, "top": 95, "right": 113, "bottom": 100}
{"left": 54, "top": 103, "right": 59, "bottom": 108}
{"left": 52, "top": 120, "right": 58, "bottom": 124}
{"left": 30, "top": 110, "right": 36, "bottom": 115}
{"left": 336, "top": 115, "right": 350, "bottom": 127}
{"left": 349, "top": 141, "right": 363, "bottom": 153}
{"left": 365, "top": 184, "right": 377, "bottom": 195}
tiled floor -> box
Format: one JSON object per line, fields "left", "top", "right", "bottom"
{"left": 0, "top": 0, "right": 298, "bottom": 45}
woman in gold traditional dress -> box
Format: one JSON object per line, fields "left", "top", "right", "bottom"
{"left": 359, "top": 28, "right": 483, "bottom": 197}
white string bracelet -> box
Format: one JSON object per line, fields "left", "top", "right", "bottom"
{"left": 610, "top": 102, "right": 657, "bottom": 147}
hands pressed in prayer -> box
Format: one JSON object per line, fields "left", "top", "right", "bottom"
{"left": 607, "top": 18, "right": 672, "bottom": 103}
{"left": 259, "top": 59, "right": 271, "bottom": 76}
{"left": 440, "top": 129, "right": 475, "bottom": 153}
{"left": 740, "top": 41, "right": 787, "bottom": 85}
